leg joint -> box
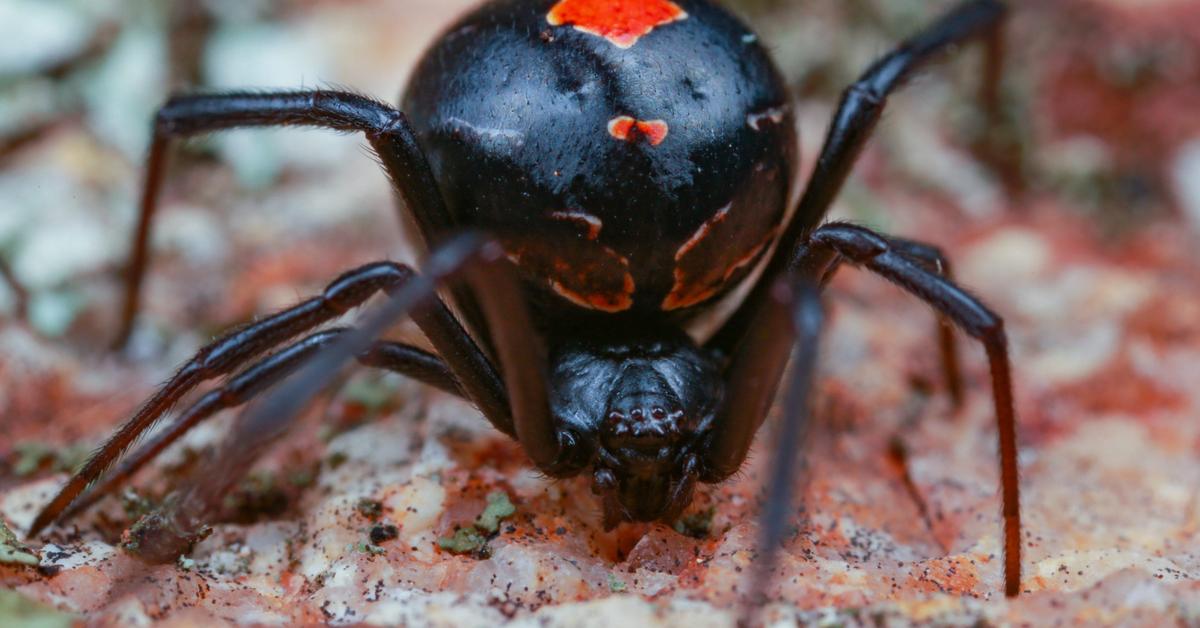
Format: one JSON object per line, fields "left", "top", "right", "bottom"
{"left": 811, "top": 222, "right": 890, "bottom": 262}
{"left": 323, "top": 262, "right": 415, "bottom": 312}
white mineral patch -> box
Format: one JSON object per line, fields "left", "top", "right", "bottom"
{"left": 0, "top": 0, "right": 95, "bottom": 76}
{"left": 1172, "top": 139, "right": 1200, "bottom": 230}
{"left": 203, "top": 23, "right": 349, "bottom": 187}
{"left": 81, "top": 28, "right": 167, "bottom": 161}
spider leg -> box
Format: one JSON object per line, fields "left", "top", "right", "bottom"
{"left": 704, "top": 236, "right": 962, "bottom": 482}
{"left": 868, "top": 237, "right": 963, "bottom": 405}
{"left": 804, "top": 222, "right": 1020, "bottom": 596}
{"left": 62, "top": 329, "right": 460, "bottom": 522}
{"left": 739, "top": 280, "right": 824, "bottom": 624}
{"left": 0, "top": 255, "right": 29, "bottom": 322}
{"left": 116, "top": 232, "right": 559, "bottom": 561}
{"left": 706, "top": 221, "right": 1019, "bottom": 598}
{"left": 710, "top": 0, "right": 1008, "bottom": 356}
{"left": 114, "top": 90, "right": 486, "bottom": 349}
{"left": 28, "top": 256, "right": 508, "bottom": 537}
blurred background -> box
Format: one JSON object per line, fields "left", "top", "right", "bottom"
{"left": 0, "top": 0, "right": 1197, "bottom": 344}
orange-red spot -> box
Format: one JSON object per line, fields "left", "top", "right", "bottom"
{"left": 608, "top": 116, "right": 669, "bottom": 146}
{"left": 547, "top": 0, "right": 688, "bottom": 49}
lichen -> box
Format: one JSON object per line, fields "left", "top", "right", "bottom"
{"left": 0, "top": 590, "right": 74, "bottom": 628}
{"left": 475, "top": 491, "right": 516, "bottom": 534}
{"left": 0, "top": 519, "right": 38, "bottom": 567}
{"left": 436, "top": 491, "right": 517, "bottom": 558}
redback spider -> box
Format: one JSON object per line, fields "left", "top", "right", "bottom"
{"left": 27, "top": 0, "right": 1021, "bottom": 607}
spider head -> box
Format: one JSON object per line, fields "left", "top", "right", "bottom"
{"left": 548, "top": 329, "right": 723, "bottom": 527}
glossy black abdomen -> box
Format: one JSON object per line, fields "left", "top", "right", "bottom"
{"left": 403, "top": 0, "right": 796, "bottom": 321}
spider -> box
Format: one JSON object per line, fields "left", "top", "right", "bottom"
{"left": 28, "top": 0, "right": 1021, "bottom": 603}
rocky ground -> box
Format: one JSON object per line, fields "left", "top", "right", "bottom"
{"left": 3, "top": 0, "right": 1200, "bottom": 625}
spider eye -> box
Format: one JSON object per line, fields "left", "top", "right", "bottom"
{"left": 651, "top": 407, "right": 666, "bottom": 420}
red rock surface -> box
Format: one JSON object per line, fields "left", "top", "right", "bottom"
{"left": 2, "top": 0, "right": 1200, "bottom": 625}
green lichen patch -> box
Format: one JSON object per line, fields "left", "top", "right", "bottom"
{"left": 0, "top": 590, "right": 74, "bottom": 628}
{"left": 0, "top": 519, "right": 38, "bottom": 567}
{"left": 436, "top": 490, "right": 516, "bottom": 559}
{"left": 9, "top": 441, "right": 91, "bottom": 477}
{"left": 437, "top": 527, "right": 489, "bottom": 557}
{"left": 607, "top": 573, "right": 627, "bottom": 593}
{"left": 474, "top": 491, "right": 516, "bottom": 534}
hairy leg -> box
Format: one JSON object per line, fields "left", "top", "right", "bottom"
{"left": 710, "top": 0, "right": 1009, "bottom": 357}
{"left": 114, "top": 90, "right": 487, "bottom": 348}
{"left": 29, "top": 257, "right": 506, "bottom": 536}
{"left": 800, "top": 221, "right": 1020, "bottom": 596}
{"left": 62, "top": 329, "right": 459, "bottom": 522}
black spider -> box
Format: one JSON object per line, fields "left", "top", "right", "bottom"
{"left": 28, "top": 0, "right": 1021, "bottom": 606}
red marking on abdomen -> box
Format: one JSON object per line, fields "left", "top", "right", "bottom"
{"left": 548, "top": 210, "right": 603, "bottom": 240}
{"left": 547, "top": 0, "right": 688, "bottom": 49}
{"left": 675, "top": 202, "right": 731, "bottom": 262}
{"left": 551, "top": 273, "right": 635, "bottom": 312}
{"left": 662, "top": 231, "right": 774, "bottom": 311}
{"left": 608, "top": 116, "right": 669, "bottom": 146}
{"left": 504, "top": 209, "right": 634, "bottom": 313}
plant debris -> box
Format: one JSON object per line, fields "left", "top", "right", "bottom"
{"left": 121, "top": 499, "right": 212, "bottom": 563}
{"left": 437, "top": 491, "right": 516, "bottom": 558}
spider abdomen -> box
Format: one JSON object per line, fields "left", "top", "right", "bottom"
{"left": 402, "top": 0, "right": 797, "bottom": 320}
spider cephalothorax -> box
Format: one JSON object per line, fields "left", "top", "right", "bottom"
{"left": 28, "top": 0, "right": 1022, "bottom": 606}
{"left": 547, "top": 329, "right": 723, "bottom": 525}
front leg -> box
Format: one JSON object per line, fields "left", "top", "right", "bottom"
{"left": 61, "top": 329, "right": 462, "bottom": 524}
{"left": 707, "top": 222, "right": 1020, "bottom": 598}
{"left": 710, "top": 0, "right": 1009, "bottom": 357}
{"left": 29, "top": 257, "right": 508, "bottom": 537}
{"left": 0, "top": 256, "right": 28, "bottom": 322}
{"left": 117, "top": 232, "right": 566, "bottom": 560}
{"left": 115, "top": 90, "right": 486, "bottom": 348}
{"left": 801, "top": 222, "right": 1020, "bottom": 597}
